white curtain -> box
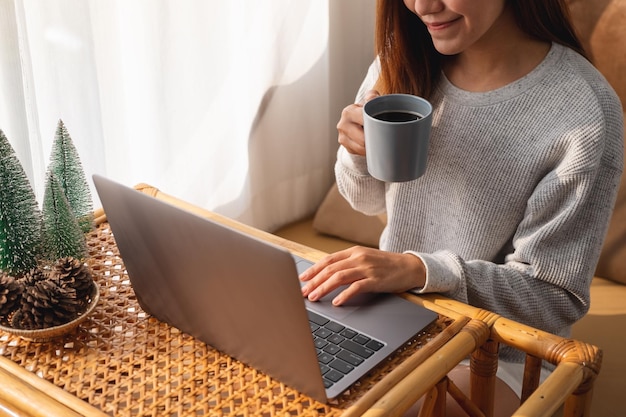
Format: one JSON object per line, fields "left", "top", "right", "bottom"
{"left": 0, "top": 0, "right": 375, "bottom": 231}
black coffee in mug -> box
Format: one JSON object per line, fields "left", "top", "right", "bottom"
{"left": 373, "top": 110, "right": 422, "bottom": 122}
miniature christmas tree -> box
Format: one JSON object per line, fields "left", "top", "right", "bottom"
{"left": 0, "top": 130, "right": 43, "bottom": 276}
{"left": 41, "top": 171, "right": 87, "bottom": 261}
{"left": 48, "top": 120, "right": 94, "bottom": 233}
{"left": 1, "top": 126, "right": 97, "bottom": 333}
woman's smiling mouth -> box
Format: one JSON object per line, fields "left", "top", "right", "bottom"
{"left": 423, "top": 16, "right": 462, "bottom": 32}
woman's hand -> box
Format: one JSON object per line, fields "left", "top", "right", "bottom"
{"left": 336, "top": 90, "right": 380, "bottom": 156}
{"left": 299, "top": 246, "right": 426, "bottom": 306}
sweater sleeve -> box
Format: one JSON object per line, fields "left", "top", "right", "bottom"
{"left": 335, "top": 57, "right": 388, "bottom": 216}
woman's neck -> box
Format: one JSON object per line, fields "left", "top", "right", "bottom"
{"left": 442, "top": 11, "right": 551, "bottom": 92}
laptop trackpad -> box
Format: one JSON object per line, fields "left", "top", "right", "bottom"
{"left": 305, "top": 290, "right": 381, "bottom": 321}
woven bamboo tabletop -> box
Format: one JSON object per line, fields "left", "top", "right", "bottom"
{"left": 0, "top": 222, "right": 452, "bottom": 417}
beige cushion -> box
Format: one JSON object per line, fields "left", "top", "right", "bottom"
{"left": 571, "top": 277, "right": 626, "bottom": 417}
{"left": 312, "top": 183, "right": 384, "bottom": 248}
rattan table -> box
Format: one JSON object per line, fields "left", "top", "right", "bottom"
{"left": 0, "top": 184, "right": 602, "bottom": 417}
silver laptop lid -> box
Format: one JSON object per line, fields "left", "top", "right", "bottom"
{"left": 93, "top": 175, "right": 328, "bottom": 401}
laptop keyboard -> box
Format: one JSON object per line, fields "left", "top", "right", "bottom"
{"left": 307, "top": 310, "right": 385, "bottom": 388}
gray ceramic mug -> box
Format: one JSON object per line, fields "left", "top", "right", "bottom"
{"left": 363, "top": 94, "right": 433, "bottom": 182}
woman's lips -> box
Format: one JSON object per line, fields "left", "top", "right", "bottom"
{"left": 424, "top": 17, "right": 461, "bottom": 31}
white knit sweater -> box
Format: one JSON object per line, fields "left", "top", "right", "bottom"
{"left": 336, "top": 43, "right": 624, "bottom": 362}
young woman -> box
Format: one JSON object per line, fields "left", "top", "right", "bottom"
{"left": 300, "top": 0, "right": 623, "bottom": 413}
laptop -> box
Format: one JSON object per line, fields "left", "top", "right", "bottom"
{"left": 93, "top": 175, "right": 438, "bottom": 403}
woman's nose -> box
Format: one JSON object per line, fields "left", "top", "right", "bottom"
{"left": 411, "top": 0, "right": 444, "bottom": 17}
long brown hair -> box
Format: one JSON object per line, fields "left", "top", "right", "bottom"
{"left": 374, "top": 0, "right": 585, "bottom": 99}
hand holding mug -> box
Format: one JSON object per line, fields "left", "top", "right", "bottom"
{"left": 336, "top": 90, "right": 381, "bottom": 156}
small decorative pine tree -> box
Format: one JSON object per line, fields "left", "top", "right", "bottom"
{"left": 41, "top": 171, "right": 87, "bottom": 261}
{"left": 0, "top": 130, "right": 44, "bottom": 276}
{"left": 48, "top": 120, "right": 94, "bottom": 233}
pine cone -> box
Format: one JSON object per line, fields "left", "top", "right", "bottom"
{"left": 0, "top": 273, "right": 23, "bottom": 321}
{"left": 50, "top": 257, "right": 93, "bottom": 304}
{"left": 14, "top": 274, "right": 81, "bottom": 330}
{"left": 21, "top": 267, "right": 47, "bottom": 286}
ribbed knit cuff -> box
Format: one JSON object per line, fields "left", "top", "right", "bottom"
{"left": 337, "top": 146, "right": 369, "bottom": 175}
{"left": 405, "top": 250, "right": 463, "bottom": 294}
